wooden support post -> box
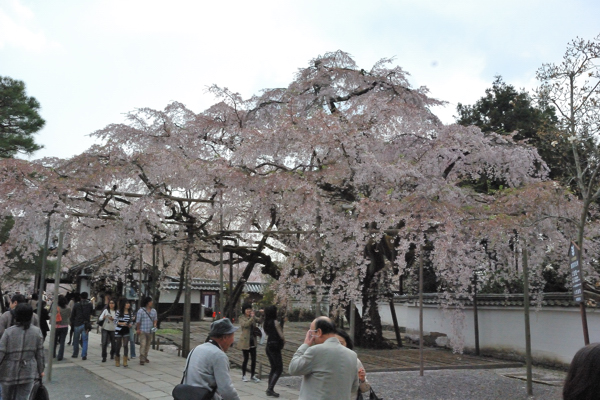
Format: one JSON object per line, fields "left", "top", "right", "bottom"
{"left": 419, "top": 245, "right": 424, "bottom": 377}
{"left": 522, "top": 244, "right": 533, "bottom": 397}
{"left": 389, "top": 298, "right": 402, "bottom": 347}
{"left": 473, "top": 275, "right": 480, "bottom": 356}
{"left": 349, "top": 300, "right": 356, "bottom": 344}
{"left": 229, "top": 251, "right": 234, "bottom": 319}
{"left": 580, "top": 302, "right": 590, "bottom": 345}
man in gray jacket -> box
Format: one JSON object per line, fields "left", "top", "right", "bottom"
{"left": 183, "top": 318, "right": 240, "bottom": 400}
{"left": 289, "top": 316, "right": 359, "bottom": 400}
{"left": 0, "top": 294, "right": 39, "bottom": 339}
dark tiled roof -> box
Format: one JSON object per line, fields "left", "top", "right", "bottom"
{"left": 162, "top": 276, "right": 267, "bottom": 294}
{"left": 393, "top": 292, "right": 596, "bottom": 308}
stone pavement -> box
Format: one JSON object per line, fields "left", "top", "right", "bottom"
{"left": 55, "top": 329, "right": 300, "bottom": 400}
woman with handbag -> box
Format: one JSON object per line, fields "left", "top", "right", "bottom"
{"left": 98, "top": 299, "right": 117, "bottom": 363}
{"left": 336, "top": 329, "right": 377, "bottom": 400}
{"left": 114, "top": 298, "right": 133, "bottom": 367}
{"left": 236, "top": 303, "right": 263, "bottom": 383}
{"left": 0, "top": 303, "right": 45, "bottom": 400}
{"left": 53, "top": 295, "right": 71, "bottom": 361}
{"left": 263, "top": 305, "right": 285, "bottom": 398}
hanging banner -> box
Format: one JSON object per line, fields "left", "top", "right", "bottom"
{"left": 569, "top": 242, "right": 584, "bottom": 303}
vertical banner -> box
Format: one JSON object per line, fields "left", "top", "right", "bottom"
{"left": 569, "top": 242, "right": 584, "bottom": 303}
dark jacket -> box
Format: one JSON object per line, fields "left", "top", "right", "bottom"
{"left": 71, "top": 300, "right": 93, "bottom": 327}
{"left": 39, "top": 307, "right": 50, "bottom": 337}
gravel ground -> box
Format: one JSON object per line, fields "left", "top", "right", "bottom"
{"left": 278, "top": 369, "right": 563, "bottom": 400}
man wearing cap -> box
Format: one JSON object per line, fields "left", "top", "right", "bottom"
{"left": 182, "top": 318, "right": 240, "bottom": 400}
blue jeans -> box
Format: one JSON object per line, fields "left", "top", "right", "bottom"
{"left": 129, "top": 329, "right": 136, "bottom": 357}
{"left": 54, "top": 326, "right": 68, "bottom": 360}
{"left": 72, "top": 324, "right": 88, "bottom": 358}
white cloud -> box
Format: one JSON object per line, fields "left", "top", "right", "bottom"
{"left": 0, "top": 0, "right": 59, "bottom": 52}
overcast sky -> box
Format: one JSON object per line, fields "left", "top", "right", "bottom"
{"left": 1, "top": 0, "right": 599, "bottom": 160}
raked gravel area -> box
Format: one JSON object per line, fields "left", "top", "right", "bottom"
{"left": 278, "top": 367, "right": 565, "bottom": 400}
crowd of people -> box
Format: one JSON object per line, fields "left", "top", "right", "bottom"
{"left": 0, "top": 290, "right": 157, "bottom": 400}
{"left": 178, "top": 304, "right": 372, "bottom": 400}
{"left": 3, "top": 290, "right": 600, "bottom": 400}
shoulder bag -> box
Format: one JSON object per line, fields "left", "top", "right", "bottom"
{"left": 357, "top": 388, "right": 382, "bottom": 400}
{"left": 97, "top": 309, "right": 105, "bottom": 327}
{"left": 29, "top": 377, "right": 50, "bottom": 400}
{"left": 172, "top": 346, "right": 217, "bottom": 400}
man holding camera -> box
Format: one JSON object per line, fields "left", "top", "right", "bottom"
{"left": 136, "top": 296, "right": 157, "bottom": 366}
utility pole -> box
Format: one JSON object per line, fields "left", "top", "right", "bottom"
{"left": 419, "top": 245, "right": 424, "bottom": 377}
{"left": 47, "top": 223, "right": 65, "bottom": 382}
{"left": 473, "top": 273, "right": 480, "bottom": 356}
{"left": 37, "top": 217, "right": 51, "bottom": 318}
{"left": 219, "top": 191, "right": 224, "bottom": 319}
{"left": 522, "top": 243, "right": 533, "bottom": 397}
{"left": 182, "top": 227, "right": 193, "bottom": 357}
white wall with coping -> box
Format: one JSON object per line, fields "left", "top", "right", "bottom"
{"left": 358, "top": 301, "right": 599, "bottom": 365}
{"left": 159, "top": 289, "right": 201, "bottom": 304}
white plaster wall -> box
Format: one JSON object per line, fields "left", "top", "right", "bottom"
{"left": 358, "top": 301, "right": 599, "bottom": 365}
{"left": 159, "top": 290, "right": 201, "bottom": 304}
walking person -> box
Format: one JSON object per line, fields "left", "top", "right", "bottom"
{"left": 336, "top": 329, "right": 371, "bottom": 399}
{"left": 99, "top": 298, "right": 117, "bottom": 363}
{"left": 38, "top": 301, "right": 50, "bottom": 342}
{"left": 128, "top": 322, "right": 137, "bottom": 360}
{"left": 0, "top": 304, "right": 45, "bottom": 400}
{"left": 288, "top": 317, "right": 359, "bottom": 400}
{"left": 135, "top": 296, "right": 157, "bottom": 365}
{"left": 179, "top": 318, "right": 240, "bottom": 400}
{"left": 264, "top": 305, "right": 285, "bottom": 397}
{"left": 114, "top": 299, "right": 133, "bottom": 367}
{"left": 71, "top": 292, "right": 93, "bottom": 360}
{"left": 53, "top": 295, "right": 71, "bottom": 361}
{"left": 0, "top": 294, "right": 40, "bottom": 339}
{"left": 66, "top": 293, "right": 79, "bottom": 345}
{"left": 128, "top": 302, "right": 137, "bottom": 360}
{"left": 237, "top": 303, "right": 262, "bottom": 383}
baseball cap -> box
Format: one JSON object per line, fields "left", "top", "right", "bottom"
{"left": 209, "top": 318, "right": 238, "bottom": 336}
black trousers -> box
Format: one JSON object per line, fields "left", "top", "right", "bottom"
{"left": 114, "top": 335, "right": 129, "bottom": 357}
{"left": 101, "top": 329, "right": 115, "bottom": 359}
{"left": 266, "top": 343, "right": 283, "bottom": 390}
{"left": 242, "top": 347, "right": 257, "bottom": 376}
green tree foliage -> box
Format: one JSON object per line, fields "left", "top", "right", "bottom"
{"left": 0, "top": 76, "right": 45, "bottom": 158}
{"left": 455, "top": 76, "right": 569, "bottom": 183}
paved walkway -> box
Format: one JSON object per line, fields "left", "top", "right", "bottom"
{"left": 57, "top": 330, "right": 300, "bottom": 400}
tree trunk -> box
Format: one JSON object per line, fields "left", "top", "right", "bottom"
{"left": 351, "top": 240, "right": 394, "bottom": 349}
{"left": 223, "top": 222, "right": 274, "bottom": 315}
{"left": 157, "top": 252, "right": 187, "bottom": 324}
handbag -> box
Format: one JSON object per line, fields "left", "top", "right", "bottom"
{"left": 29, "top": 378, "right": 50, "bottom": 400}
{"left": 357, "top": 388, "right": 382, "bottom": 400}
{"left": 172, "top": 347, "right": 217, "bottom": 400}
{"left": 253, "top": 326, "right": 262, "bottom": 338}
